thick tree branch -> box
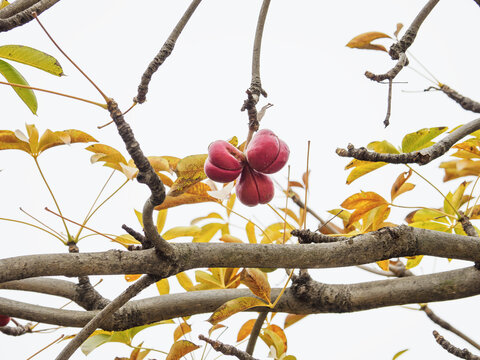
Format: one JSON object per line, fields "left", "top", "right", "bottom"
{"left": 2, "top": 226, "right": 480, "bottom": 283}
{"left": 1, "top": 267, "right": 480, "bottom": 330}
{"left": 433, "top": 330, "right": 480, "bottom": 360}
{"left": 0, "top": 0, "right": 38, "bottom": 18}
{"left": 0, "top": 0, "right": 61, "bottom": 32}
{"left": 134, "top": 0, "right": 202, "bottom": 104}
{"left": 55, "top": 274, "right": 157, "bottom": 360}
{"left": 336, "top": 117, "right": 480, "bottom": 165}
{"left": 200, "top": 335, "right": 260, "bottom": 360}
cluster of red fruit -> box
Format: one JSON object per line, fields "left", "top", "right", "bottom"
{"left": 205, "top": 129, "right": 289, "bottom": 206}
{"left": 0, "top": 314, "right": 10, "bottom": 327}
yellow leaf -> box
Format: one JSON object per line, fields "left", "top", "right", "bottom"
{"left": 237, "top": 319, "right": 256, "bottom": 342}
{"left": 261, "top": 328, "right": 286, "bottom": 357}
{"left": 194, "top": 270, "right": 224, "bottom": 290}
{"left": 193, "top": 223, "right": 224, "bottom": 243}
{"left": 208, "top": 297, "right": 269, "bottom": 325}
{"left": 113, "top": 234, "right": 141, "bottom": 248}
{"left": 228, "top": 136, "right": 239, "bottom": 147}
{"left": 284, "top": 314, "right": 307, "bottom": 329}
{"left": 0, "top": 1, "right": 10, "bottom": 9}
{"left": 190, "top": 212, "right": 223, "bottom": 225}
{"left": 451, "top": 139, "right": 480, "bottom": 159}
{"left": 125, "top": 274, "right": 142, "bottom": 282}
{"left": 156, "top": 191, "right": 220, "bottom": 210}
{"left": 405, "top": 208, "right": 448, "bottom": 224}
{"left": 0, "top": 129, "right": 31, "bottom": 153}
{"left": 450, "top": 181, "right": 468, "bottom": 212}
{"left": 86, "top": 144, "right": 127, "bottom": 172}
{"left": 168, "top": 154, "right": 208, "bottom": 196}
{"left": 346, "top": 31, "right": 391, "bottom": 52}
{"left": 266, "top": 325, "right": 287, "bottom": 354}
{"left": 246, "top": 221, "right": 257, "bottom": 244}
{"left": 173, "top": 323, "right": 191, "bottom": 342}
{"left": 341, "top": 191, "right": 388, "bottom": 225}
{"left": 156, "top": 209, "right": 168, "bottom": 234}
{"left": 345, "top": 159, "right": 387, "bottom": 184}
{"left": 147, "top": 156, "right": 172, "bottom": 174}
{"left": 165, "top": 340, "right": 199, "bottom": 360}
{"left": 409, "top": 221, "right": 451, "bottom": 233}
{"left": 240, "top": 268, "right": 271, "bottom": 304}
{"left": 440, "top": 160, "right": 480, "bottom": 182}
{"left": 401, "top": 127, "right": 447, "bottom": 153}
{"left": 261, "top": 222, "right": 292, "bottom": 244}
{"left": 156, "top": 278, "right": 170, "bottom": 295}
{"left": 219, "top": 234, "right": 243, "bottom": 243}
{"left": 208, "top": 324, "right": 226, "bottom": 337}
{"left": 226, "top": 193, "right": 236, "bottom": 217}
{"left": 176, "top": 272, "right": 193, "bottom": 291}
{"left": 38, "top": 129, "right": 97, "bottom": 155}
{"left": 405, "top": 255, "right": 423, "bottom": 269}
{"left": 162, "top": 226, "right": 201, "bottom": 240}
{"left": 376, "top": 259, "right": 390, "bottom": 271}
{"left": 280, "top": 208, "right": 301, "bottom": 227}
{"left": 367, "top": 140, "right": 400, "bottom": 154}
{"left": 391, "top": 170, "right": 415, "bottom": 201}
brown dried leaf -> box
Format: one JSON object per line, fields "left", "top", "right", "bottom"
{"left": 394, "top": 23, "right": 403, "bottom": 38}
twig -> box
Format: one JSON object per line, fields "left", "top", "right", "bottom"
{"left": 0, "top": 0, "right": 60, "bottom": 32}
{"left": 55, "top": 274, "right": 157, "bottom": 360}
{"left": 389, "top": 0, "right": 440, "bottom": 59}
{"left": 364, "top": 53, "right": 407, "bottom": 127}
{"left": 433, "top": 330, "right": 480, "bottom": 360}
{"left": 423, "top": 306, "right": 480, "bottom": 351}
{"left": 107, "top": 99, "right": 176, "bottom": 258}
{"left": 134, "top": 0, "right": 202, "bottom": 104}
{"left": 336, "top": 117, "right": 480, "bottom": 165}
{"left": 199, "top": 335, "right": 260, "bottom": 360}
{"left": 0, "top": 0, "right": 37, "bottom": 18}
{"left": 0, "top": 322, "right": 32, "bottom": 336}
{"left": 245, "top": 312, "right": 267, "bottom": 355}
{"left": 242, "top": 0, "right": 271, "bottom": 148}
{"left": 440, "top": 84, "right": 480, "bottom": 113}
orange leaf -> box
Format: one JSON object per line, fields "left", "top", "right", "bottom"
{"left": 288, "top": 181, "right": 304, "bottom": 189}
{"left": 38, "top": 129, "right": 97, "bottom": 154}
{"left": 346, "top": 31, "right": 391, "bottom": 52}
{"left": 165, "top": 340, "right": 199, "bottom": 360}
{"left": 376, "top": 260, "right": 390, "bottom": 271}
{"left": 125, "top": 274, "right": 141, "bottom": 282}
{"left": 168, "top": 154, "right": 208, "bottom": 196}
{"left": 237, "top": 319, "right": 256, "bottom": 342}
{"left": 240, "top": 268, "right": 271, "bottom": 304}
{"left": 266, "top": 325, "right": 287, "bottom": 353}
{"left": 284, "top": 314, "right": 307, "bottom": 329}
{"left": 341, "top": 191, "right": 388, "bottom": 225}
{"left": 208, "top": 297, "right": 269, "bottom": 325}
{"left": 173, "top": 323, "right": 192, "bottom": 342}
{"left": 391, "top": 170, "right": 415, "bottom": 201}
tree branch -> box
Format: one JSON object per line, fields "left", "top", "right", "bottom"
{"left": 55, "top": 274, "right": 157, "bottom": 360}
{"left": 107, "top": 99, "right": 176, "bottom": 258}
{"left": 199, "top": 335, "right": 260, "bottom": 360}
{"left": 389, "top": 0, "right": 440, "bottom": 59}
{"left": 242, "top": 0, "right": 271, "bottom": 147}
{"left": 440, "top": 84, "right": 480, "bottom": 114}
{"left": 245, "top": 312, "right": 267, "bottom": 355}
{"left": 1, "top": 266, "right": 480, "bottom": 330}
{"left": 433, "top": 330, "right": 480, "bottom": 360}
{"left": 0, "top": 0, "right": 61, "bottom": 32}
{"left": 0, "top": 0, "right": 38, "bottom": 18}
{"left": 423, "top": 305, "right": 480, "bottom": 351}
{"left": 2, "top": 226, "right": 480, "bottom": 282}
{"left": 336, "top": 117, "right": 480, "bottom": 165}
{"left": 134, "top": 0, "right": 202, "bottom": 104}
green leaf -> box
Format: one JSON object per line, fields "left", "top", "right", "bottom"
{"left": 0, "top": 59, "right": 37, "bottom": 114}
{"left": 401, "top": 127, "right": 447, "bottom": 153}
{"left": 0, "top": 45, "right": 63, "bottom": 76}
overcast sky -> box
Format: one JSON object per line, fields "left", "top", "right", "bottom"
{"left": 1, "top": 1, "right": 480, "bottom": 359}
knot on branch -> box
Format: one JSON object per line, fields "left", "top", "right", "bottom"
{"left": 75, "top": 277, "right": 110, "bottom": 310}
{"left": 67, "top": 241, "right": 79, "bottom": 253}
{"left": 0, "top": 323, "right": 32, "bottom": 336}
{"left": 292, "top": 229, "right": 344, "bottom": 244}
{"left": 291, "top": 271, "right": 353, "bottom": 313}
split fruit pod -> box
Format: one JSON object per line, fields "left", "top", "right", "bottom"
{"left": 236, "top": 165, "right": 274, "bottom": 206}
{"left": 204, "top": 140, "right": 246, "bottom": 183}
{"left": 246, "top": 129, "right": 289, "bottom": 174}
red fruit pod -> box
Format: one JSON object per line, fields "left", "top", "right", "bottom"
{"left": 204, "top": 140, "right": 246, "bottom": 183}
{"left": 236, "top": 165, "right": 274, "bottom": 206}
{"left": 246, "top": 129, "right": 289, "bottom": 174}
{"left": 0, "top": 314, "right": 10, "bottom": 327}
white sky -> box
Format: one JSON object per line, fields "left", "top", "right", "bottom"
{"left": 1, "top": 0, "right": 480, "bottom": 359}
